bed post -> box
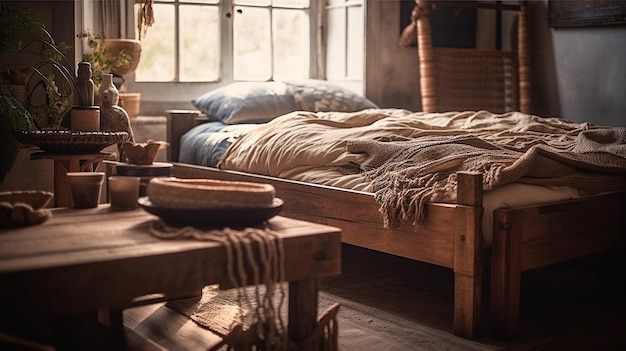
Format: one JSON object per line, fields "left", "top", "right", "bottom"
{"left": 165, "top": 110, "right": 201, "bottom": 162}
{"left": 453, "top": 171, "right": 483, "bottom": 339}
{"left": 416, "top": 0, "right": 437, "bottom": 112}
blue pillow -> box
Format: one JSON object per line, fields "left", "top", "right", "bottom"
{"left": 191, "top": 82, "right": 300, "bottom": 124}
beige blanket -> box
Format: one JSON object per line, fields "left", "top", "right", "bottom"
{"left": 219, "top": 109, "right": 626, "bottom": 226}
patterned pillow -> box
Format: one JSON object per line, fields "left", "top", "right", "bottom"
{"left": 191, "top": 82, "right": 299, "bottom": 124}
{"left": 289, "top": 80, "right": 378, "bottom": 112}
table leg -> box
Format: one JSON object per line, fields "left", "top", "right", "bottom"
{"left": 288, "top": 278, "right": 319, "bottom": 345}
{"left": 31, "top": 152, "right": 116, "bottom": 208}
{"left": 53, "top": 159, "right": 80, "bottom": 208}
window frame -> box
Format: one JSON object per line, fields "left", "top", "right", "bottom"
{"left": 122, "top": 0, "right": 322, "bottom": 114}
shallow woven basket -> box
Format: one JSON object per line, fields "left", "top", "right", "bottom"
{"left": 0, "top": 191, "right": 54, "bottom": 209}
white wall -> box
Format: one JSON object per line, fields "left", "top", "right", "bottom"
{"left": 365, "top": 1, "right": 421, "bottom": 111}
{"left": 549, "top": 21, "right": 626, "bottom": 126}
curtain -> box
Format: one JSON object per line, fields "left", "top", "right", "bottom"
{"left": 101, "top": 0, "right": 121, "bottom": 38}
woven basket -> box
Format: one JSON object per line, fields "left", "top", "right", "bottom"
{"left": 0, "top": 191, "right": 53, "bottom": 209}
{"left": 16, "top": 130, "right": 130, "bottom": 154}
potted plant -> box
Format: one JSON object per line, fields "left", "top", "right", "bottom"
{"left": 0, "top": 3, "right": 66, "bottom": 182}
{"left": 0, "top": 4, "right": 133, "bottom": 182}
{"left": 113, "top": 0, "right": 157, "bottom": 118}
{"left": 94, "top": 0, "right": 155, "bottom": 118}
{"left": 78, "top": 30, "right": 145, "bottom": 117}
{"left": 105, "top": 38, "right": 142, "bottom": 118}
{"left": 77, "top": 30, "right": 132, "bottom": 89}
{"left": 0, "top": 85, "right": 37, "bottom": 183}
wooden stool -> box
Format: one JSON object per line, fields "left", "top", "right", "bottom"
{"left": 31, "top": 152, "right": 117, "bottom": 207}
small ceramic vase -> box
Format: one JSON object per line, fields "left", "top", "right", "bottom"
{"left": 98, "top": 73, "right": 119, "bottom": 107}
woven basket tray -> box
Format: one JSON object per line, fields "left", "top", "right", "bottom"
{"left": 16, "top": 130, "right": 130, "bottom": 154}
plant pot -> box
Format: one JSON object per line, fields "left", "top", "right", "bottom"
{"left": 119, "top": 92, "right": 141, "bottom": 118}
{"left": 71, "top": 106, "right": 100, "bottom": 131}
{"left": 104, "top": 39, "right": 142, "bottom": 77}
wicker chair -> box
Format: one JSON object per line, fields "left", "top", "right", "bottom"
{"left": 415, "top": 0, "right": 531, "bottom": 113}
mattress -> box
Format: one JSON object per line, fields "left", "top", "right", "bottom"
{"left": 179, "top": 122, "right": 259, "bottom": 168}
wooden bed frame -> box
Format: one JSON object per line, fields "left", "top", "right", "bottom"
{"left": 164, "top": 110, "right": 626, "bottom": 340}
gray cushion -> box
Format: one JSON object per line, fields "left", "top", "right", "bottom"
{"left": 289, "top": 80, "right": 379, "bottom": 112}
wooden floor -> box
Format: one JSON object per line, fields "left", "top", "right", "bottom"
{"left": 123, "top": 244, "right": 626, "bottom": 351}
{"left": 2, "top": 244, "right": 625, "bottom": 350}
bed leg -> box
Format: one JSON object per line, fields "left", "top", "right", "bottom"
{"left": 453, "top": 172, "right": 483, "bottom": 339}
{"left": 490, "top": 209, "right": 522, "bottom": 341}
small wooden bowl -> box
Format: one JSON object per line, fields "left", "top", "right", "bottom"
{"left": 122, "top": 141, "right": 169, "bottom": 165}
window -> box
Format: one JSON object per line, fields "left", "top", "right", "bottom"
{"left": 119, "top": 0, "right": 367, "bottom": 114}
{"left": 134, "top": 0, "right": 311, "bottom": 83}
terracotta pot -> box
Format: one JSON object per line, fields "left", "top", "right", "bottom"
{"left": 119, "top": 92, "right": 141, "bottom": 118}
{"left": 104, "top": 39, "right": 142, "bottom": 77}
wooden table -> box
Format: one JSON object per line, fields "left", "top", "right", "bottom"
{"left": 30, "top": 152, "right": 117, "bottom": 207}
{"left": 0, "top": 206, "right": 341, "bottom": 350}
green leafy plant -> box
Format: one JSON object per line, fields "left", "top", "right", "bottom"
{"left": 0, "top": 5, "right": 134, "bottom": 183}
{"left": 0, "top": 85, "right": 36, "bottom": 182}
{"left": 0, "top": 4, "right": 80, "bottom": 182}
{"left": 78, "top": 30, "right": 131, "bottom": 87}
{"left": 5, "top": 27, "right": 79, "bottom": 129}
{"left": 0, "top": 3, "right": 44, "bottom": 55}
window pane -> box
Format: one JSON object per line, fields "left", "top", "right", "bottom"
{"left": 180, "top": 5, "right": 220, "bottom": 82}
{"left": 234, "top": 7, "right": 271, "bottom": 81}
{"left": 236, "top": 0, "right": 308, "bottom": 8}
{"left": 132, "top": 0, "right": 316, "bottom": 92}
{"left": 325, "top": 7, "right": 346, "bottom": 79}
{"left": 236, "top": 0, "right": 271, "bottom": 6}
{"left": 273, "top": 0, "right": 309, "bottom": 8}
{"left": 273, "top": 9, "right": 309, "bottom": 80}
{"left": 135, "top": 4, "right": 175, "bottom": 82}
{"left": 346, "top": 5, "right": 363, "bottom": 79}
